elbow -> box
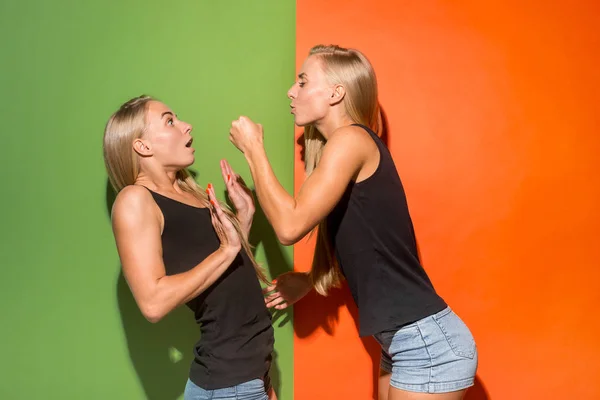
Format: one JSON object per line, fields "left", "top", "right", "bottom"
{"left": 140, "top": 303, "right": 167, "bottom": 324}
{"left": 276, "top": 227, "right": 302, "bottom": 246}
{"left": 145, "top": 313, "right": 163, "bottom": 324}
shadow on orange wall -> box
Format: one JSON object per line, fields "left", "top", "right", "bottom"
{"left": 294, "top": 1, "right": 600, "bottom": 399}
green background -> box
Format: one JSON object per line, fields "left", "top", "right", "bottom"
{"left": 0, "top": 0, "right": 295, "bottom": 398}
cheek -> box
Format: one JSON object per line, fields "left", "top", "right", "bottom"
{"left": 299, "top": 87, "right": 329, "bottom": 115}
{"left": 153, "top": 132, "right": 180, "bottom": 154}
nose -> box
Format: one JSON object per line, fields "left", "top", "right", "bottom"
{"left": 181, "top": 121, "right": 192, "bottom": 134}
{"left": 287, "top": 83, "right": 297, "bottom": 100}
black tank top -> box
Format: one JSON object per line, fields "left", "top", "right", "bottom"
{"left": 147, "top": 189, "right": 274, "bottom": 389}
{"left": 326, "top": 125, "right": 447, "bottom": 337}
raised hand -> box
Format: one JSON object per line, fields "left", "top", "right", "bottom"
{"left": 220, "top": 159, "right": 255, "bottom": 235}
{"left": 229, "top": 116, "right": 264, "bottom": 155}
{"left": 206, "top": 183, "right": 241, "bottom": 255}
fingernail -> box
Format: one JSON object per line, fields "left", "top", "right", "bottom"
{"left": 208, "top": 183, "right": 212, "bottom": 189}
{"left": 210, "top": 200, "right": 215, "bottom": 206}
{"left": 227, "top": 174, "right": 231, "bottom": 183}
{"left": 205, "top": 187, "right": 210, "bottom": 194}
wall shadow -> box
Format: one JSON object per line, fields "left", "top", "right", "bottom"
{"left": 107, "top": 181, "right": 197, "bottom": 400}
{"left": 292, "top": 105, "right": 467, "bottom": 399}
{"left": 465, "top": 376, "right": 491, "bottom": 400}
{"left": 225, "top": 182, "right": 293, "bottom": 398}
{"left": 294, "top": 284, "right": 382, "bottom": 399}
{"left": 106, "top": 174, "right": 291, "bottom": 399}
{"left": 293, "top": 113, "right": 388, "bottom": 398}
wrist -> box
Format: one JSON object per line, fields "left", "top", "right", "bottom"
{"left": 235, "top": 207, "right": 253, "bottom": 228}
{"left": 244, "top": 142, "right": 266, "bottom": 165}
{"left": 237, "top": 209, "right": 254, "bottom": 224}
{"left": 218, "top": 244, "right": 241, "bottom": 259}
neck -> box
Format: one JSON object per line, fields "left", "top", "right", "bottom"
{"left": 135, "top": 162, "right": 182, "bottom": 193}
{"left": 314, "top": 111, "right": 356, "bottom": 140}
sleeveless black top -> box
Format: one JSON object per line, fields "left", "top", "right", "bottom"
{"left": 147, "top": 189, "right": 274, "bottom": 389}
{"left": 326, "top": 125, "right": 447, "bottom": 337}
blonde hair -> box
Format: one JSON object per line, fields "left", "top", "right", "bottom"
{"left": 304, "top": 45, "right": 381, "bottom": 296}
{"left": 103, "top": 95, "right": 268, "bottom": 284}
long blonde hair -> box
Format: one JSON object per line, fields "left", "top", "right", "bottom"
{"left": 103, "top": 95, "right": 268, "bottom": 284}
{"left": 305, "top": 45, "right": 381, "bottom": 296}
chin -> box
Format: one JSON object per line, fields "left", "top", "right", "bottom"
{"left": 294, "top": 116, "right": 312, "bottom": 127}
{"left": 180, "top": 156, "right": 195, "bottom": 168}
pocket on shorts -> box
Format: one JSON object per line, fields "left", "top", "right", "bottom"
{"left": 433, "top": 309, "right": 476, "bottom": 359}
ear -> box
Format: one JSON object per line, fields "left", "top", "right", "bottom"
{"left": 133, "top": 139, "right": 153, "bottom": 157}
{"left": 328, "top": 84, "right": 346, "bottom": 106}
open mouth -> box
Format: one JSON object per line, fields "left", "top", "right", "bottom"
{"left": 185, "top": 137, "right": 193, "bottom": 147}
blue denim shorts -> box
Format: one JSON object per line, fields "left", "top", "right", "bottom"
{"left": 374, "top": 307, "right": 478, "bottom": 393}
{"left": 184, "top": 378, "right": 268, "bottom": 400}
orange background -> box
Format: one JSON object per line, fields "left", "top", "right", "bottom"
{"left": 293, "top": 1, "right": 600, "bottom": 399}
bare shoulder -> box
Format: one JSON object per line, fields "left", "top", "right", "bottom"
{"left": 324, "top": 125, "right": 376, "bottom": 158}
{"left": 111, "top": 185, "right": 157, "bottom": 226}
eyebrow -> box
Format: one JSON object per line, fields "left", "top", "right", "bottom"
{"left": 298, "top": 72, "right": 307, "bottom": 79}
{"left": 161, "top": 111, "right": 176, "bottom": 119}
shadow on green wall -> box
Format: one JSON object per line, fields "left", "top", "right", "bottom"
{"left": 106, "top": 173, "right": 290, "bottom": 399}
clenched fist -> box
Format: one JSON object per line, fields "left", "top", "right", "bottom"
{"left": 229, "top": 116, "right": 264, "bottom": 154}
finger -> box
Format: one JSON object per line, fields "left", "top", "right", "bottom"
{"left": 211, "top": 194, "right": 227, "bottom": 220}
{"left": 266, "top": 296, "right": 286, "bottom": 309}
{"left": 208, "top": 185, "right": 238, "bottom": 239}
{"left": 225, "top": 161, "right": 233, "bottom": 179}
{"left": 274, "top": 303, "right": 289, "bottom": 310}
{"left": 224, "top": 162, "right": 239, "bottom": 192}
{"left": 207, "top": 199, "right": 224, "bottom": 234}
{"left": 219, "top": 159, "right": 235, "bottom": 188}
{"left": 262, "top": 285, "right": 277, "bottom": 295}
{"left": 207, "top": 184, "right": 225, "bottom": 217}
{"left": 208, "top": 206, "right": 226, "bottom": 242}
{"left": 220, "top": 160, "right": 229, "bottom": 185}
{"left": 264, "top": 293, "right": 281, "bottom": 303}
{"left": 225, "top": 174, "right": 251, "bottom": 208}
{"left": 225, "top": 180, "right": 244, "bottom": 206}
{"left": 230, "top": 173, "right": 252, "bottom": 198}
{"left": 207, "top": 184, "right": 218, "bottom": 208}
{"left": 206, "top": 184, "right": 216, "bottom": 206}
{"left": 221, "top": 159, "right": 234, "bottom": 177}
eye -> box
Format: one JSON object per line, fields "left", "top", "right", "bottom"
{"left": 167, "top": 118, "right": 174, "bottom": 126}
{"left": 299, "top": 81, "right": 305, "bottom": 88}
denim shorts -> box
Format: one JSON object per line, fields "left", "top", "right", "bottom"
{"left": 184, "top": 378, "right": 269, "bottom": 400}
{"left": 374, "top": 307, "right": 478, "bottom": 393}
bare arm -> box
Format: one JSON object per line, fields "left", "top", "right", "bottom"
{"left": 111, "top": 185, "right": 240, "bottom": 323}
{"left": 231, "top": 122, "right": 370, "bottom": 245}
